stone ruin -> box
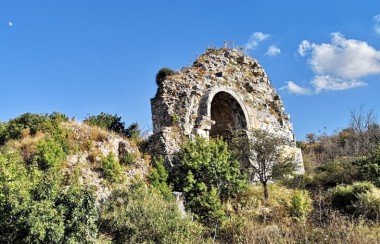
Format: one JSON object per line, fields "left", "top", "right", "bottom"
{"left": 149, "top": 47, "right": 304, "bottom": 172}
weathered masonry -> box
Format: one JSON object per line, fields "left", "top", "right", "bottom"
{"left": 149, "top": 48, "right": 303, "bottom": 171}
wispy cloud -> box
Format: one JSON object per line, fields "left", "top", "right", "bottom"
{"left": 374, "top": 15, "right": 380, "bottom": 34}
{"left": 265, "top": 45, "right": 281, "bottom": 56}
{"left": 311, "top": 75, "right": 367, "bottom": 93}
{"left": 245, "top": 32, "right": 269, "bottom": 50}
{"left": 287, "top": 32, "right": 379, "bottom": 94}
{"left": 281, "top": 81, "right": 311, "bottom": 95}
{"left": 297, "top": 40, "right": 311, "bottom": 56}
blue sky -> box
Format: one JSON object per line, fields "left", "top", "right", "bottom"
{"left": 1, "top": 1, "right": 379, "bottom": 140}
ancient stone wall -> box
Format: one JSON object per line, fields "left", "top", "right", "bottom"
{"left": 149, "top": 47, "right": 303, "bottom": 171}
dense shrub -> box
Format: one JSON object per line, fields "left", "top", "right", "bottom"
{"left": 355, "top": 187, "right": 380, "bottom": 220}
{"left": 354, "top": 145, "right": 380, "bottom": 185}
{"left": 34, "top": 137, "right": 67, "bottom": 170}
{"left": 125, "top": 122, "right": 140, "bottom": 139}
{"left": 171, "top": 137, "right": 247, "bottom": 225}
{"left": 99, "top": 181, "right": 204, "bottom": 243}
{"left": 0, "top": 113, "right": 59, "bottom": 145}
{"left": 0, "top": 149, "right": 98, "bottom": 243}
{"left": 314, "top": 160, "right": 359, "bottom": 187}
{"left": 101, "top": 153, "right": 123, "bottom": 183}
{"left": 150, "top": 156, "right": 173, "bottom": 200}
{"left": 329, "top": 181, "right": 374, "bottom": 214}
{"left": 156, "top": 67, "right": 175, "bottom": 86}
{"left": 84, "top": 113, "right": 126, "bottom": 135}
{"left": 290, "top": 190, "right": 313, "bottom": 222}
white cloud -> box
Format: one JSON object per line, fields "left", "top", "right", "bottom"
{"left": 245, "top": 32, "right": 269, "bottom": 50}
{"left": 8, "top": 21, "right": 12, "bottom": 27}
{"left": 297, "top": 40, "right": 311, "bottom": 56}
{"left": 281, "top": 81, "right": 311, "bottom": 95}
{"left": 306, "top": 32, "right": 380, "bottom": 79}
{"left": 310, "top": 75, "right": 367, "bottom": 93}
{"left": 265, "top": 45, "right": 281, "bottom": 56}
{"left": 288, "top": 33, "right": 380, "bottom": 95}
{"left": 374, "top": 15, "right": 380, "bottom": 34}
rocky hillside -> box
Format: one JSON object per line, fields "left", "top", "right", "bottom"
{"left": 60, "top": 121, "right": 149, "bottom": 204}
{"left": 2, "top": 112, "right": 380, "bottom": 243}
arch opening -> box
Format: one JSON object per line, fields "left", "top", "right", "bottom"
{"left": 209, "top": 92, "right": 247, "bottom": 138}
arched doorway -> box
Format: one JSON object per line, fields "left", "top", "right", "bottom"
{"left": 209, "top": 91, "right": 247, "bottom": 138}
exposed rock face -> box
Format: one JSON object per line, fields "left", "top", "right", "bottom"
{"left": 61, "top": 121, "right": 149, "bottom": 205}
{"left": 150, "top": 48, "right": 304, "bottom": 172}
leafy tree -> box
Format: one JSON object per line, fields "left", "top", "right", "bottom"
{"left": 171, "top": 137, "right": 247, "bottom": 224}
{"left": 230, "top": 129, "right": 296, "bottom": 200}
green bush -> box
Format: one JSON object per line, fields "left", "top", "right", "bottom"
{"left": 329, "top": 181, "right": 374, "bottom": 214}
{"left": 314, "top": 160, "right": 359, "bottom": 187}
{"left": 121, "top": 152, "right": 135, "bottom": 165}
{"left": 99, "top": 181, "right": 204, "bottom": 243}
{"left": 0, "top": 149, "right": 98, "bottom": 243}
{"left": 355, "top": 145, "right": 380, "bottom": 185}
{"left": 125, "top": 122, "right": 141, "bottom": 139}
{"left": 84, "top": 113, "right": 126, "bottom": 135}
{"left": 34, "top": 138, "right": 67, "bottom": 170}
{"left": 59, "top": 183, "right": 98, "bottom": 243}
{"left": 355, "top": 187, "right": 380, "bottom": 220}
{"left": 150, "top": 156, "right": 173, "bottom": 200}
{"left": 290, "top": 190, "right": 313, "bottom": 222}
{"left": 156, "top": 67, "right": 175, "bottom": 86}
{"left": 171, "top": 137, "right": 247, "bottom": 225}
{"left": 0, "top": 113, "right": 52, "bottom": 145}
{"left": 101, "top": 153, "right": 123, "bottom": 183}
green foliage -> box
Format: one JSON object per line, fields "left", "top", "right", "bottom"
{"left": 314, "top": 160, "right": 360, "bottom": 188}
{"left": 84, "top": 113, "right": 142, "bottom": 140}
{"left": 125, "top": 122, "right": 140, "bottom": 139}
{"left": 290, "top": 190, "right": 313, "bottom": 222}
{"left": 186, "top": 187, "right": 226, "bottom": 224}
{"left": 229, "top": 129, "right": 296, "bottom": 200}
{"left": 101, "top": 153, "right": 123, "bottom": 183}
{"left": 355, "top": 187, "right": 380, "bottom": 220}
{"left": 0, "top": 112, "right": 66, "bottom": 145}
{"left": 49, "top": 111, "right": 69, "bottom": 123}
{"left": 121, "top": 152, "right": 135, "bottom": 165}
{"left": 355, "top": 145, "right": 380, "bottom": 185}
{"left": 84, "top": 113, "right": 126, "bottom": 135}
{"left": 172, "top": 137, "right": 247, "bottom": 224}
{"left": 150, "top": 156, "right": 173, "bottom": 200}
{"left": 0, "top": 149, "right": 98, "bottom": 243}
{"left": 99, "top": 181, "right": 204, "bottom": 243}
{"left": 34, "top": 137, "right": 67, "bottom": 170}
{"left": 59, "top": 177, "right": 98, "bottom": 243}
{"left": 329, "top": 181, "right": 374, "bottom": 214}
{"left": 156, "top": 67, "right": 175, "bottom": 86}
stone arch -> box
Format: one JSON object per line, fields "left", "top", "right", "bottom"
{"left": 199, "top": 86, "right": 250, "bottom": 138}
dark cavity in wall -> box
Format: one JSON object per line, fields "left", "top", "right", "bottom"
{"left": 210, "top": 91, "right": 247, "bottom": 138}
